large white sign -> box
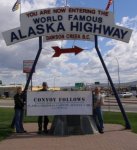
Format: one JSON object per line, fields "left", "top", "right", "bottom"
{"left": 27, "top": 91, "right": 93, "bottom": 116}
{"left": 21, "top": 7, "right": 115, "bottom": 28}
{"left": 2, "top": 27, "right": 95, "bottom": 45}
{"left": 2, "top": 7, "right": 133, "bottom": 45}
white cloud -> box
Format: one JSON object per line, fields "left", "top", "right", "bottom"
{"left": 0, "top": 0, "right": 59, "bottom": 85}
{"left": 22, "top": 0, "right": 57, "bottom": 12}
{"left": 104, "top": 16, "right": 137, "bottom": 83}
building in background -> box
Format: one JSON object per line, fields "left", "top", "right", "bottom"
{"left": 0, "top": 84, "right": 23, "bottom": 98}
{"left": 1, "top": 80, "right": 137, "bottom": 98}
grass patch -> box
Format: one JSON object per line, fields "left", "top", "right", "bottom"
{"left": 104, "top": 111, "right": 137, "bottom": 133}
{"left": 126, "top": 113, "right": 137, "bottom": 133}
{"left": 104, "top": 112, "right": 124, "bottom": 125}
{"left": 0, "top": 108, "right": 14, "bottom": 140}
{"left": 0, "top": 108, "right": 53, "bottom": 140}
{"left": 0, "top": 108, "right": 137, "bottom": 141}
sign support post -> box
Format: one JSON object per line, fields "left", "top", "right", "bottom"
{"left": 94, "top": 35, "right": 131, "bottom": 129}
{"left": 26, "top": 73, "right": 33, "bottom": 91}
{"left": 23, "top": 36, "right": 43, "bottom": 92}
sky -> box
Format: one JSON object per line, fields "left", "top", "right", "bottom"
{"left": 0, "top": 0, "right": 137, "bottom": 87}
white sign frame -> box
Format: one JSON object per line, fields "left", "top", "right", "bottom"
{"left": 2, "top": 7, "right": 133, "bottom": 45}
{"left": 27, "top": 91, "right": 93, "bottom": 116}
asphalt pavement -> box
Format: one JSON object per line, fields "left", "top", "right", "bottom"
{"left": 1, "top": 96, "right": 137, "bottom": 112}
{"left": 0, "top": 123, "right": 137, "bottom": 150}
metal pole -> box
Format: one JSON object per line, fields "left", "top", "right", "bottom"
{"left": 115, "top": 57, "right": 121, "bottom": 92}
{"left": 94, "top": 35, "right": 131, "bottom": 129}
{"left": 108, "top": 80, "right": 110, "bottom": 112}
{"left": 26, "top": 73, "right": 29, "bottom": 83}
{"left": 65, "top": 0, "right": 68, "bottom": 6}
{"left": 23, "top": 36, "right": 43, "bottom": 93}
{"left": 31, "top": 77, "right": 32, "bottom": 91}
{"left": 54, "top": 77, "right": 55, "bottom": 91}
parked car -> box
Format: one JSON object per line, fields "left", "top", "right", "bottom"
{"left": 119, "top": 92, "right": 133, "bottom": 98}
{"left": 131, "top": 91, "right": 137, "bottom": 97}
{"left": 101, "top": 93, "right": 107, "bottom": 97}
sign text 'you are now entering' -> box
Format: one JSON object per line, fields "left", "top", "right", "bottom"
{"left": 2, "top": 7, "right": 132, "bottom": 45}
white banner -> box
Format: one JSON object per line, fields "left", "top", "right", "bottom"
{"left": 20, "top": 7, "right": 115, "bottom": 32}
{"left": 2, "top": 7, "right": 133, "bottom": 45}
{"left": 27, "top": 91, "right": 93, "bottom": 116}
{"left": 2, "top": 27, "right": 95, "bottom": 45}
{"left": 2, "top": 24, "right": 132, "bottom": 45}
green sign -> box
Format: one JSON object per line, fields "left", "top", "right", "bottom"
{"left": 75, "top": 83, "right": 85, "bottom": 88}
{"left": 95, "top": 82, "right": 100, "bottom": 85}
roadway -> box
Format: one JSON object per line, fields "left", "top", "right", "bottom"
{"left": 0, "top": 96, "right": 137, "bottom": 113}
{"left": 103, "top": 96, "right": 137, "bottom": 113}
{"left": 0, "top": 98, "right": 14, "bottom": 108}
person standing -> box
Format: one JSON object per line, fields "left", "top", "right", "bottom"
{"left": 38, "top": 82, "right": 49, "bottom": 134}
{"left": 14, "top": 87, "right": 26, "bottom": 133}
{"left": 93, "top": 87, "right": 104, "bottom": 133}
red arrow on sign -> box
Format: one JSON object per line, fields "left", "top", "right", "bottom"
{"left": 52, "top": 46, "right": 84, "bottom": 57}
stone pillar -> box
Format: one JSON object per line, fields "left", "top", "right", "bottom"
{"left": 50, "top": 115, "right": 98, "bottom": 136}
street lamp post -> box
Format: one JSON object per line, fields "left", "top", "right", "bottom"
{"left": 106, "top": 54, "right": 121, "bottom": 93}
{"left": 115, "top": 56, "right": 121, "bottom": 93}
{"left": 53, "top": 75, "right": 60, "bottom": 90}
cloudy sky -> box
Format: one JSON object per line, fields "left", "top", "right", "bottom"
{"left": 0, "top": 0, "right": 137, "bottom": 87}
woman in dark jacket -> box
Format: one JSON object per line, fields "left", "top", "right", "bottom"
{"left": 14, "top": 87, "right": 26, "bottom": 133}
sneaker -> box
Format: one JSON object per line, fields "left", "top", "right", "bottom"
{"left": 99, "top": 130, "right": 104, "bottom": 134}
{"left": 43, "top": 130, "right": 48, "bottom": 134}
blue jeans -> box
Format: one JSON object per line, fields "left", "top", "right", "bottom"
{"left": 15, "top": 109, "right": 24, "bottom": 132}
{"left": 93, "top": 107, "right": 104, "bottom": 131}
{"left": 38, "top": 116, "right": 49, "bottom": 131}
